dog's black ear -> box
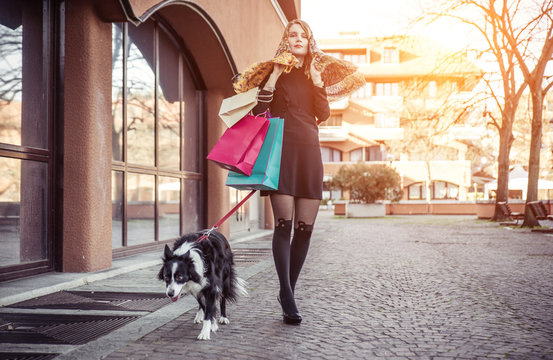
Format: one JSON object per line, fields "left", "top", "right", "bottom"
{"left": 189, "top": 269, "right": 202, "bottom": 284}
{"left": 163, "top": 244, "right": 173, "bottom": 260}
{"left": 157, "top": 265, "right": 165, "bottom": 281}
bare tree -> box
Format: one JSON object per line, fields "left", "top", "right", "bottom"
{"left": 421, "top": 0, "right": 550, "bottom": 221}
{"left": 494, "top": 0, "right": 553, "bottom": 226}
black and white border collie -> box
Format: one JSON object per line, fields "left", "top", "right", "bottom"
{"left": 157, "top": 230, "right": 248, "bottom": 340}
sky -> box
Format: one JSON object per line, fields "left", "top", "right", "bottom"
{"left": 300, "top": 0, "right": 483, "bottom": 52}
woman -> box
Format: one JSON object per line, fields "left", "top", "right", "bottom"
{"left": 233, "top": 19, "right": 364, "bottom": 325}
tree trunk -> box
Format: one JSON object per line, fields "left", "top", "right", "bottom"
{"left": 522, "top": 90, "right": 544, "bottom": 227}
{"left": 492, "top": 112, "right": 515, "bottom": 221}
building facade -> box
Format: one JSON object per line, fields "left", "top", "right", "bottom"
{"left": 0, "top": 0, "right": 299, "bottom": 281}
{"left": 317, "top": 35, "right": 483, "bottom": 203}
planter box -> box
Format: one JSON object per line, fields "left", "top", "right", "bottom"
{"left": 346, "top": 203, "right": 386, "bottom": 218}
{"left": 334, "top": 201, "right": 347, "bottom": 216}
{"left": 475, "top": 202, "right": 495, "bottom": 219}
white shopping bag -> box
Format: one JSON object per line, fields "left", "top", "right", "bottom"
{"left": 218, "top": 87, "right": 259, "bottom": 127}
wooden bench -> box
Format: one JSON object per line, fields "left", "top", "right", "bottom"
{"left": 497, "top": 201, "right": 524, "bottom": 225}
{"left": 527, "top": 201, "right": 553, "bottom": 233}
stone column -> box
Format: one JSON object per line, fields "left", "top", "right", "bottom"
{"left": 62, "top": 0, "right": 112, "bottom": 272}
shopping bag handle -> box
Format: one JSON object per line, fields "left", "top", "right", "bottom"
{"left": 254, "top": 110, "right": 272, "bottom": 118}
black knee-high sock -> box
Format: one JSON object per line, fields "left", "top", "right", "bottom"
{"left": 290, "top": 221, "right": 313, "bottom": 293}
{"left": 272, "top": 218, "right": 298, "bottom": 315}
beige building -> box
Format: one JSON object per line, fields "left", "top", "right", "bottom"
{"left": 317, "top": 34, "right": 483, "bottom": 203}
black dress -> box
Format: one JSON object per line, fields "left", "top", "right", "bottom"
{"left": 252, "top": 66, "right": 330, "bottom": 200}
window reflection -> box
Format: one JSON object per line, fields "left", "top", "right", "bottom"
{"left": 127, "top": 173, "right": 154, "bottom": 246}
{"left": 158, "top": 31, "right": 180, "bottom": 170}
{"left": 111, "top": 20, "right": 202, "bottom": 248}
{"left": 0, "top": 158, "right": 47, "bottom": 267}
{"left": 159, "top": 176, "right": 180, "bottom": 240}
{"left": 127, "top": 22, "right": 155, "bottom": 166}
{"left": 182, "top": 62, "right": 199, "bottom": 172}
{"left": 112, "top": 171, "right": 123, "bottom": 248}
{"left": 0, "top": 1, "right": 47, "bottom": 149}
{"left": 112, "top": 23, "right": 124, "bottom": 161}
{"left": 182, "top": 180, "right": 200, "bottom": 234}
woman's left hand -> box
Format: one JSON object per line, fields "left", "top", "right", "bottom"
{"left": 310, "top": 55, "right": 323, "bottom": 87}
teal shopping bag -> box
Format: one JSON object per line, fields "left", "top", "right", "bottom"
{"left": 226, "top": 117, "right": 284, "bottom": 190}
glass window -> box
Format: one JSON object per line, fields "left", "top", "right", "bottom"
{"left": 158, "top": 31, "right": 180, "bottom": 170}
{"left": 368, "top": 145, "right": 385, "bottom": 161}
{"left": 0, "top": 158, "right": 47, "bottom": 266}
{"left": 323, "top": 114, "right": 342, "bottom": 127}
{"left": 159, "top": 176, "right": 180, "bottom": 240}
{"left": 434, "top": 181, "right": 447, "bottom": 199}
{"left": 111, "top": 20, "right": 202, "bottom": 249}
{"left": 375, "top": 83, "right": 399, "bottom": 97}
{"left": 321, "top": 146, "right": 342, "bottom": 162}
{"left": 127, "top": 173, "right": 155, "bottom": 246}
{"left": 350, "top": 148, "right": 364, "bottom": 162}
{"left": 433, "top": 181, "right": 459, "bottom": 200}
{"left": 383, "top": 47, "right": 399, "bottom": 64}
{"left": 112, "top": 171, "right": 123, "bottom": 248}
{"left": 127, "top": 22, "right": 155, "bottom": 166}
{"left": 344, "top": 54, "right": 367, "bottom": 64}
{"left": 182, "top": 57, "right": 199, "bottom": 172}
{"left": 0, "top": 1, "right": 51, "bottom": 277}
{"left": 448, "top": 183, "right": 459, "bottom": 199}
{"left": 182, "top": 179, "right": 200, "bottom": 234}
{"left": 408, "top": 183, "right": 426, "bottom": 200}
{"left": 112, "top": 24, "right": 124, "bottom": 162}
{"left": 0, "top": 1, "right": 47, "bottom": 149}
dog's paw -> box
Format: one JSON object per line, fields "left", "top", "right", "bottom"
{"left": 193, "top": 309, "right": 204, "bottom": 324}
{"left": 211, "top": 320, "right": 219, "bottom": 333}
{"left": 219, "top": 316, "right": 230, "bottom": 325}
{"left": 197, "top": 320, "right": 212, "bottom": 340}
{"left": 197, "top": 332, "right": 211, "bottom": 340}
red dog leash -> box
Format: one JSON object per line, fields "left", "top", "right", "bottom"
{"left": 197, "top": 189, "right": 257, "bottom": 242}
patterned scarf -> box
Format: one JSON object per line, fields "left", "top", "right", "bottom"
{"left": 232, "top": 20, "right": 366, "bottom": 102}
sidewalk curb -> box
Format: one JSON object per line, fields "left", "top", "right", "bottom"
{"left": 0, "top": 259, "right": 162, "bottom": 307}
{"left": 0, "top": 230, "right": 273, "bottom": 307}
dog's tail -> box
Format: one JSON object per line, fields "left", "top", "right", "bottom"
{"left": 225, "top": 264, "right": 249, "bottom": 302}
{"left": 233, "top": 276, "right": 249, "bottom": 298}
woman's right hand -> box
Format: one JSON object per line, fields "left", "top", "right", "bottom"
{"left": 264, "top": 63, "right": 285, "bottom": 91}
{"left": 272, "top": 63, "right": 285, "bottom": 77}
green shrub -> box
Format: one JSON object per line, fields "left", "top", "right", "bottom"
{"left": 331, "top": 163, "right": 402, "bottom": 203}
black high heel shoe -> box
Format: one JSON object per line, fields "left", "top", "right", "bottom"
{"left": 277, "top": 294, "right": 302, "bottom": 325}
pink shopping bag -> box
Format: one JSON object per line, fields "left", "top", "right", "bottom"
{"left": 207, "top": 114, "right": 270, "bottom": 176}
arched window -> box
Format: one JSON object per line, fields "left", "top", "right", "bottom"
{"left": 349, "top": 146, "right": 387, "bottom": 162}
{"left": 350, "top": 148, "right": 364, "bottom": 162}
{"left": 111, "top": 19, "right": 201, "bottom": 250}
{"left": 408, "top": 181, "right": 459, "bottom": 200}
{"left": 408, "top": 183, "right": 426, "bottom": 200}
{"left": 320, "top": 146, "right": 342, "bottom": 162}
{"left": 433, "top": 181, "right": 459, "bottom": 200}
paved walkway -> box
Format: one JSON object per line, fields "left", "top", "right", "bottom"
{"left": 3, "top": 211, "right": 553, "bottom": 359}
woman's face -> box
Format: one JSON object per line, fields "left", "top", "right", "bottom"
{"left": 287, "top": 23, "right": 308, "bottom": 58}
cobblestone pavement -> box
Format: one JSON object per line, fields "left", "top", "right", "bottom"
{"left": 105, "top": 213, "right": 553, "bottom": 359}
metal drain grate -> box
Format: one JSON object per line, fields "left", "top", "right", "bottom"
{"left": 8, "top": 291, "right": 171, "bottom": 312}
{"left": 233, "top": 248, "right": 272, "bottom": 264}
{"left": 0, "top": 353, "right": 59, "bottom": 360}
{"left": 0, "top": 313, "right": 139, "bottom": 345}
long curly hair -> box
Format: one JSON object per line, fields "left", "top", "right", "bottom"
{"left": 279, "top": 19, "right": 316, "bottom": 79}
